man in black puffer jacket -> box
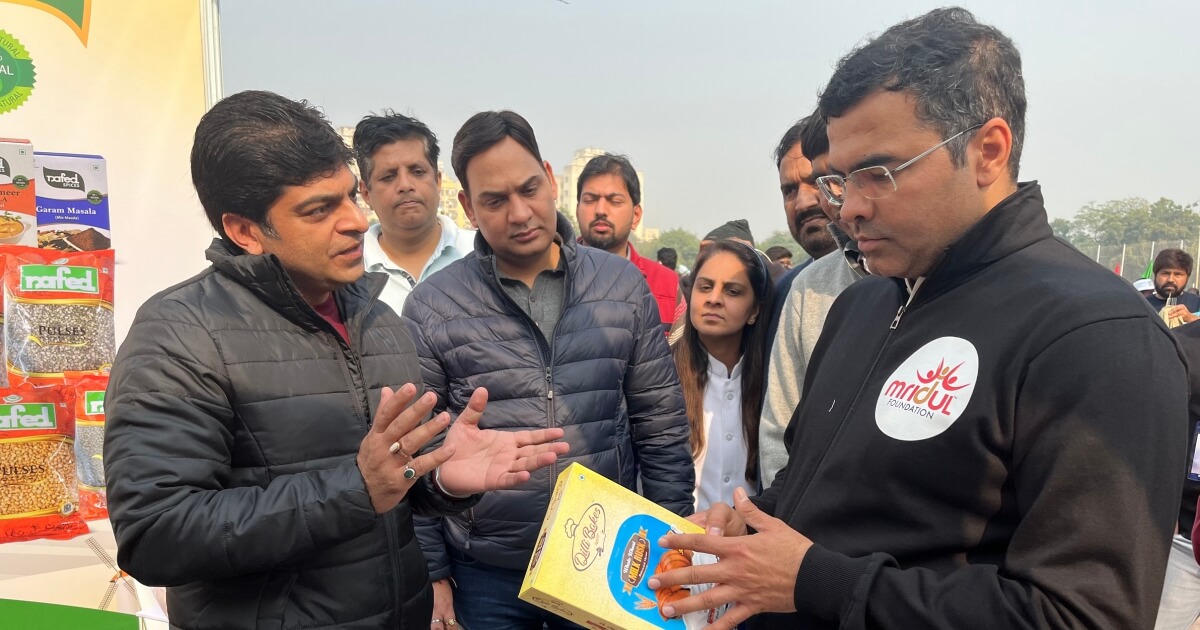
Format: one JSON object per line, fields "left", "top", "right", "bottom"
{"left": 403, "top": 110, "right": 694, "bottom": 629}
{"left": 104, "top": 91, "right": 569, "bottom": 630}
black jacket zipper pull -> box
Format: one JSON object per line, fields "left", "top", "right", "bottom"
{"left": 891, "top": 277, "right": 925, "bottom": 330}
{"left": 545, "top": 368, "right": 554, "bottom": 400}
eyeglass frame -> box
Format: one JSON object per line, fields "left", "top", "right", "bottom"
{"left": 815, "top": 123, "right": 984, "bottom": 207}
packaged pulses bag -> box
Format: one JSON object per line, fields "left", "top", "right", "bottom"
{"left": 70, "top": 372, "right": 109, "bottom": 520}
{"left": 0, "top": 383, "right": 88, "bottom": 542}
{"left": 4, "top": 248, "right": 115, "bottom": 385}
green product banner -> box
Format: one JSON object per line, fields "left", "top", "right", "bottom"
{"left": 0, "top": 599, "right": 140, "bottom": 630}
{"left": 0, "top": 29, "right": 35, "bottom": 114}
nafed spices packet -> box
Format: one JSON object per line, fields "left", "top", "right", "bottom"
{"left": 69, "top": 372, "right": 109, "bottom": 521}
{"left": 0, "top": 383, "right": 88, "bottom": 543}
{"left": 4, "top": 247, "right": 115, "bottom": 385}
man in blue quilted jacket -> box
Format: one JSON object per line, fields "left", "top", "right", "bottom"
{"left": 402, "top": 110, "right": 694, "bottom": 630}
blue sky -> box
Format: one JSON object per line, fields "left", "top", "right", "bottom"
{"left": 220, "top": 0, "right": 1200, "bottom": 240}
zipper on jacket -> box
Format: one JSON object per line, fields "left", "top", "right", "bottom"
{"left": 464, "top": 508, "right": 475, "bottom": 551}
{"left": 544, "top": 264, "right": 571, "bottom": 493}
{"left": 890, "top": 277, "right": 925, "bottom": 330}
{"left": 787, "top": 279, "right": 923, "bottom": 514}
{"left": 484, "top": 249, "right": 570, "bottom": 505}
{"left": 324, "top": 319, "right": 404, "bottom": 623}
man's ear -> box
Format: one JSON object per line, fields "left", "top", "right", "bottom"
{"left": 459, "top": 190, "right": 479, "bottom": 229}
{"left": 358, "top": 178, "right": 371, "bottom": 208}
{"left": 544, "top": 161, "right": 558, "bottom": 201}
{"left": 975, "top": 117, "right": 1013, "bottom": 189}
{"left": 223, "top": 213, "right": 267, "bottom": 255}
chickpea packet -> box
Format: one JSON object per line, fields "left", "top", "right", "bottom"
{"left": 4, "top": 248, "right": 115, "bottom": 385}
{"left": 68, "top": 372, "right": 109, "bottom": 521}
{"left": 520, "top": 463, "right": 727, "bottom": 629}
{"left": 0, "top": 383, "right": 87, "bottom": 543}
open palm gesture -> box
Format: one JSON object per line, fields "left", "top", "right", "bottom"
{"left": 437, "top": 388, "right": 569, "bottom": 495}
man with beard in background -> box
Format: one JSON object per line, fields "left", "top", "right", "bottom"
{"left": 759, "top": 111, "right": 868, "bottom": 484}
{"left": 1148, "top": 248, "right": 1200, "bottom": 328}
{"left": 777, "top": 119, "right": 838, "bottom": 273}
{"left": 576, "top": 153, "right": 684, "bottom": 336}
{"left": 761, "top": 117, "right": 839, "bottom": 344}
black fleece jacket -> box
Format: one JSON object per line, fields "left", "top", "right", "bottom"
{"left": 751, "top": 183, "right": 1188, "bottom": 629}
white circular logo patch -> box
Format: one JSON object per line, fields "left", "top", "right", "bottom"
{"left": 875, "top": 336, "right": 978, "bottom": 441}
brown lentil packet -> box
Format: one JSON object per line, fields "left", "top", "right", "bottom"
{"left": 0, "top": 383, "right": 87, "bottom": 542}
{"left": 4, "top": 248, "right": 115, "bottom": 385}
{"left": 68, "top": 371, "right": 109, "bottom": 521}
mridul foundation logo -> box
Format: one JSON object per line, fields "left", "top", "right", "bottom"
{"left": 875, "top": 336, "right": 978, "bottom": 441}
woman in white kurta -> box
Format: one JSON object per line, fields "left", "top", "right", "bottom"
{"left": 672, "top": 240, "right": 774, "bottom": 511}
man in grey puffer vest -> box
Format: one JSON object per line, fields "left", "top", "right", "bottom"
{"left": 403, "top": 110, "right": 694, "bottom": 630}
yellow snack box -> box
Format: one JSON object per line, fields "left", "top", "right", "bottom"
{"left": 520, "top": 462, "right": 726, "bottom": 629}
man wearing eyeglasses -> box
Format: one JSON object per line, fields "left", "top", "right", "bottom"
{"left": 649, "top": 8, "right": 1186, "bottom": 630}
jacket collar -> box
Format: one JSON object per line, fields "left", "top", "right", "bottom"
{"left": 205, "top": 238, "right": 386, "bottom": 336}
{"left": 916, "top": 181, "right": 1051, "bottom": 299}
{"left": 473, "top": 211, "right": 579, "bottom": 271}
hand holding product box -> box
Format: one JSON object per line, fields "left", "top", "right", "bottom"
{"left": 521, "top": 463, "right": 727, "bottom": 629}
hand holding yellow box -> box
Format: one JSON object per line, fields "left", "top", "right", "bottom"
{"left": 521, "top": 463, "right": 726, "bottom": 629}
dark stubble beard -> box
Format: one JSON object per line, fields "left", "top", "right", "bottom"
{"left": 583, "top": 223, "right": 628, "bottom": 253}
{"left": 796, "top": 211, "right": 836, "bottom": 259}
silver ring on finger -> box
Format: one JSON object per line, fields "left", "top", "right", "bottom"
{"left": 404, "top": 464, "right": 418, "bottom": 480}
{"left": 430, "top": 619, "right": 442, "bottom": 626}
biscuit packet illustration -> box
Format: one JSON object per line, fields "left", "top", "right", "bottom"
{"left": 521, "top": 463, "right": 728, "bottom": 629}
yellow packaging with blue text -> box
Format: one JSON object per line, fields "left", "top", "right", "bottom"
{"left": 520, "top": 463, "right": 726, "bottom": 630}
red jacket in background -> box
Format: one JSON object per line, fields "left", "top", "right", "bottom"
{"left": 628, "top": 243, "right": 683, "bottom": 335}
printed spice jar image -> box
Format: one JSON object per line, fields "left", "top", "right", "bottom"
{"left": 0, "top": 383, "right": 88, "bottom": 543}
{"left": 4, "top": 248, "right": 115, "bottom": 385}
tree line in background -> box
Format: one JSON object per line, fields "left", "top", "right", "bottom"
{"left": 632, "top": 197, "right": 1199, "bottom": 274}
{"left": 1050, "top": 197, "right": 1200, "bottom": 254}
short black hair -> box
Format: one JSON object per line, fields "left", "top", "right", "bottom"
{"left": 797, "top": 113, "right": 829, "bottom": 163}
{"left": 577, "top": 154, "right": 641, "bottom": 206}
{"left": 452, "top": 110, "right": 543, "bottom": 193}
{"left": 819, "top": 7, "right": 1026, "bottom": 178}
{"left": 773, "top": 120, "right": 805, "bottom": 169}
{"left": 774, "top": 114, "right": 828, "bottom": 167}
{"left": 657, "top": 247, "right": 678, "bottom": 271}
{"left": 191, "top": 90, "right": 351, "bottom": 239}
{"left": 353, "top": 111, "right": 439, "bottom": 185}
{"left": 765, "top": 245, "right": 793, "bottom": 262}
{"left": 1154, "top": 248, "right": 1194, "bottom": 277}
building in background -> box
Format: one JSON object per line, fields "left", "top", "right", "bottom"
{"left": 437, "top": 162, "right": 472, "bottom": 230}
